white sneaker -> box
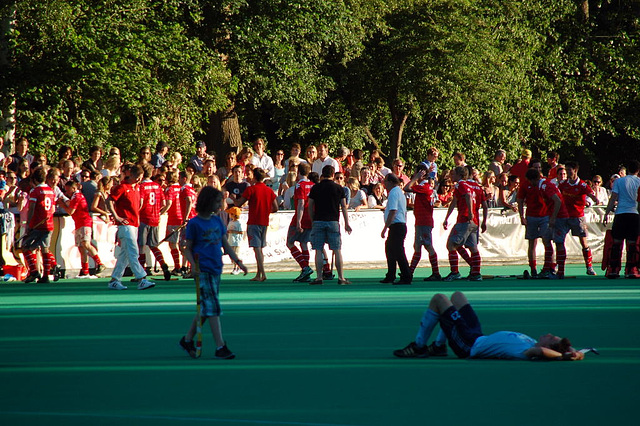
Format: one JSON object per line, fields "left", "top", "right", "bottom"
{"left": 137, "top": 278, "right": 156, "bottom": 290}
{"left": 108, "top": 280, "right": 127, "bottom": 290}
{"left": 231, "top": 268, "right": 240, "bottom": 275}
{"left": 76, "top": 274, "right": 90, "bottom": 279}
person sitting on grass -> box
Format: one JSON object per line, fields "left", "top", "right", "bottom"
{"left": 179, "top": 186, "right": 247, "bottom": 360}
{"left": 393, "top": 291, "right": 585, "bottom": 361}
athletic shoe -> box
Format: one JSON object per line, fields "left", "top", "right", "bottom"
{"left": 170, "top": 268, "right": 182, "bottom": 276}
{"left": 182, "top": 271, "right": 194, "bottom": 279}
{"left": 625, "top": 267, "right": 640, "bottom": 279}
{"left": 137, "top": 279, "right": 156, "bottom": 290}
{"left": 606, "top": 271, "right": 620, "bottom": 279}
{"left": 231, "top": 268, "right": 240, "bottom": 275}
{"left": 214, "top": 344, "right": 236, "bottom": 360}
{"left": 443, "top": 272, "right": 462, "bottom": 282}
{"left": 76, "top": 274, "right": 91, "bottom": 279}
{"left": 108, "top": 279, "right": 127, "bottom": 290}
{"left": 179, "top": 336, "right": 196, "bottom": 358}
{"left": 586, "top": 266, "right": 597, "bottom": 276}
{"left": 95, "top": 264, "right": 106, "bottom": 275}
{"left": 379, "top": 277, "right": 395, "bottom": 283}
{"left": 293, "top": 266, "right": 314, "bottom": 283}
{"left": 537, "top": 270, "right": 551, "bottom": 279}
{"left": 23, "top": 272, "right": 40, "bottom": 284}
{"left": 548, "top": 272, "right": 564, "bottom": 280}
{"left": 426, "top": 342, "right": 448, "bottom": 357}
{"left": 393, "top": 280, "right": 412, "bottom": 285}
{"left": 161, "top": 264, "right": 172, "bottom": 281}
{"left": 423, "top": 273, "right": 442, "bottom": 282}
{"left": 393, "top": 341, "right": 429, "bottom": 358}
{"left": 467, "top": 274, "right": 483, "bottom": 282}
{"left": 37, "top": 275, "right": 51, "bottom": 284}
{"left": 322, "top": 271, "right": 335, "bottom": 280}
{"left": 52, "top": 265, "right": 62, "bottom": 281}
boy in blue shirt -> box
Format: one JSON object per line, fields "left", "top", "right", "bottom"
{"left": 179, "top": 186, "right": 247, "bottom": 359}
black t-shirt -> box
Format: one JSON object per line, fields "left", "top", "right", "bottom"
{"left": 309, "top": 179, "right": 345, "bottom": 222}
{"left": 225, "top": 180, "right": 249, "bottom": 198}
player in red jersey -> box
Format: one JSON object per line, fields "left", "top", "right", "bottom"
{"left": 558, "top": 161, "right": 599, "bottom": 276}
{"left": 525, "top": 168, "right": 569, "bottom": 278}
{"left": 287, "top": 162, "right": 315, "bottom": 282}
{"left": 163, "top": 169, "right": 183, "bottom": 275}
{"left": 179, "top": 170, "right": 198, "bottom": 221}
{"left": 406, "top": 165, "right": 440, "bottom": 281}
{"left": 21, "top": 168, "right": 56, "bottom": 283}
{"left": 138, "top": 164, "right": 172, "bottom": 281}
{"left": 442, "top": 166, "right": 487, "bottom": 282}
{"left": 236, "top": 168, "right": 278, "bottom": 282}
{"left": 63, "top": 181, "right": 106, "bottom": 278}
{"left": 517, "top": 162, "right": 555, "bottom": 278}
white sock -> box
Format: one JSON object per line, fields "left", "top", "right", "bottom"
{"left": 415, "top": 309, "right": 439, "bottom": 347}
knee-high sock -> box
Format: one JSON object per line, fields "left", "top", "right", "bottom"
{"left": 448, "top": 250, "right": 459, "bottom": 274}
{"left": 150, "top": 247, "right": 166, "bottom": 267}
{"left": 529, "top": 257, "right": 537, "bottom": 273}
{"left": 429, "top": 253, "right": 439, "bottom": 275}
{"left": 435, "top": 330, "right": 447, "bottom": 347}
{"left": 415, "top": 309, "right": 440, "bottom": 347}
{"left": 543, "top": 245, "right": 554, "bottom": 272}
{"left": 24, "top": 250, "right": 37, "bottom": 274}
{"left": 582, "top": 247, "right": 592, "bottom": 268}
{"left": 470, "top": 251, "right": 481, "bottom": 275}
{"left": 47, "top": 252, "right": 57, "bottom": 268}
{"left": 138, "top": 253, "right": 146, "bottom": 269}
{"left": 556, "top": 245, "right": 567, "bottom": 275}
{"left": 91, "top": 253, "right": 103, "bottom": 266}
{"left": 301, "top": 250, "right": 310, "bottom": 268}
{"left": 81, "top": 262, "right": 90, "bottom": 275}
{"left": 43, "top": 252, "right": 52, "bottom": 276}
{"left": 410, "top": 252, "right": 421, "bottom": 272}
{"left": 289, "top": 246, "right": 305, "bottom": 268}
{"left": 170, "top": 248, "right": 181, "bottom": 269}
{"left": 456, "top": 247, "right": 472, "bottom": 266}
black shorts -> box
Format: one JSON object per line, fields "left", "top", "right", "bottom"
{"left": 611, "top": 213, "right": 640, "bottom": 241}
{"left": 439, "top": 305, "right": 484, "bottom": 359}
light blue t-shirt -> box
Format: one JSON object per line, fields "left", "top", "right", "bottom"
{"left": 469, "top": 331, "right": 536, "bottom": 360}
{"left": 384, "top": 185, "right": 407, "bottom": 224}
{"left": 612, "top": 175, "right": 640, "bottom": 215}
{"left": 185, "top": 215, "right": 226, "bottom": 275}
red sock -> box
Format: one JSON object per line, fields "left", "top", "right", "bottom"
{"left": 456, "top": 247, "right": 472, "bottom": 266}
{"left": 471, "top": 251, "right": 481, "bottom": 275}
{"left": 24, "top": 250, "right": 37, "bottom": 274}
{"left": 543, "top": 245, "right": 554, "bottom": 272}
{"left": 322, "top": 256, "right": 331, "bottom": 273}
{"left": 289, "top": 246, "right": 305, "bottom": 268}
{"left": 81, "top": 262, "right": 90, "bottom": 275}
{"left": 529, "top": 258, "right": 537, "bottom": 273}
{"left": 150, "top": 247, "right": 166, "bottom": 267}
{"left": 582, "top": 247, "right": 592, "bottom": 268}
{"left": 410, "top": 252, "right": 421, "bottom": 273}
{"left": 556, "top": 245, "right": 566, "bottom": 275}
{"left": 47, "top": 252, "right": 57, "bottom": 268}
{"left": 138, "top": 253, "right": 146, "bottom": 269}
{"left": 91, "top": 254, "right": 103, "bottom": 266}
{"left": 170, "top": 248, "right": 181, "bottom": 269}
{"left": 448, "top": 250, "right": 459, "bottom": 274}
{"left": 301, "top": 250, "right": 310, "bottom": 268}
{"left": 43, "top": 253, "right": 51, "bottom": 276}
{"left": 429, "top": 253, "right": 439, "bottom": 275}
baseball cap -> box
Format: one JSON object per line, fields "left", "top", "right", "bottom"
{"left": 521, "top": 149, "right": 532, "bottom": 158}
{"left": 195, "top": 141, "right": 206, "bottom": 149}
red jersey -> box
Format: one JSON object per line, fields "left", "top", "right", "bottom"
{"left": 242, "top": 182, "right": 276, "bottom": 226}
{"left": 509, "top": 159, "right": 530, "bottom": 181}
{"left": 290, "top": 179, "right": 314, "bottom": 229}
{"left": 110, "top": 181, "right": 141, "bottom": 227}
{"left": 164, "top": 183, "right": 183, "bottom": 226}
{"left": 68, "top": 191, "right": 93, "bottom": 229}
{"left": 540, "top": 180, "right": 568, "bottom": 218}
{"left": 28, "top": 184, "right": 55, "bottom": 231}
{"left": 548, "top": 165, "right": 559, "bottom": 180}
{"left": 180, "top": 184, "right": 197, "bottom": 220}
{"left": 517, "top": 179, "right": 549, "bottom": 217}
{"left": 558, "top": 179, "right": 592, "bottom": 218}
{"left": 139, "top": 180, "right": 165, "bottom": 226}
{"left": 454, "top": 180, "right": 484, "bottom": 225}
{"left": 411, "top": 180, "right": 435, "bottom": 227}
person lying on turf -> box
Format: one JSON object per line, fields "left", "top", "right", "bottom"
{"left": 393, "top": 291, "right": 585, "bottom": 361}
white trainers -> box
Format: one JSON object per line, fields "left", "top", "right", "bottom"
{"left": 108, "top": 280, "right": 127, "bottom": 290}
{"left": 231, "top": 268, "right": 240, "bottom": 275}
{"left": 77, "top": 274, "right": 99, "bottom": 280}
{"left": 137, "top": 278, "right": 156, "bottom": 290}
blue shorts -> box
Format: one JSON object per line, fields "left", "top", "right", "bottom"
{"left": 199, "top": 272, "right": 222, "bottom": 318}
{"left": 525, "top": 216, "right": 549, "bottom": 240}
{"left": 247, "top": 224, "right": 267, "bottom": 248}
{"left": 21, "top": 229, "right": 52, "bottom": 250}
{"left": 551, "top": 217, "right": 571, "bottom": 243}
{"left": 287, "top": 226, "right": 312, "bottom": 245}
{"left": 311, "top": 221, "right": 341, "bottom": 251}
{"left": 414, "top": 225, "right": 434, "bottom": 249}
{"left": 447, "top": 222, "right": 478, "bottom": 248}
{"left": 439, "top": 305, "right": 484, "bottom": 359}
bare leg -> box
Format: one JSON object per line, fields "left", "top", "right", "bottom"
{"left": 450, "top": 291, "right": 469, "bottom": 310}
{"left": 334, "top": 249, "right": 345, "bottom": 281}
{"left": 314, "top": 249, "right": 324, "bottom": 280}
{"left": 209, "top": 316, "right": 224, "bottom": 347}
{"left": 250, "top": 247, "right": 266, "bottom": 281}
{"left": 428, "top": 293, "right": 454, "bottom": 315}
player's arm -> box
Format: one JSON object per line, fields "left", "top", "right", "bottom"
{"left": 549, "top": 194, "right": 562, "bottom": 228}
{"left": 271, "top": 197, "right": 279, "bottom": 213}
{"left": 381, "top": 209, "right": 397, "bottom": 238}
{"left": 517, "top": 197, "right": 527, "bottom": 225}
{"left": 443, "top": 195, "right": 457, "bottom": 230}
{"left": 183, "top": 239, "right": 198, "bottom": 274}
{"left": 296, "top": 198, "right": 304, "bottom": 232}
{"left": 106, "top": 196, "right": 126, "bottom": 225}
{"left": 183, "top": 197, "right": 193, "bottom": 224}
{"left": 481, "top": 199, "right": 488, "bottom": 233}
{"left": 603, "top": 192, "right": 618, "bottom": 224}
{"left": 524, "top": 346, "right": 584, "bottom": 361}
{"left": 235, "top": 196, "right": 248, "bottom": 208}
{"left": 341, "top": 198, "right": 352, "bottom": 234}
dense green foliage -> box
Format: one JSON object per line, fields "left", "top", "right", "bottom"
{"left": 1, "top": 0, "right": 638, "bottom": 175}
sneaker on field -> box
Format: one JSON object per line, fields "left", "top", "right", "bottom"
{"left": 443, "top": 272, "right": 462, "bottom": 282}
{"left": 76, "top": 274, "right": 91, "bottom": 279}
{"left": 171, "top": 268, "right": 182, "bottom": 276}
{"left": 162, "top": 264, "right": 172, "bottom": 281}
{"left": 537, "top": 270, "right": 551, "bottom": 279}
{"left": 214, "top": 344, "right": 236, "bottom": 360}
{"left": 393, "top": 341, "right": 429, "bottom": 358}
{"left": 426, "top": 342, "right": 448, "bottom": 357}
{"left": 586, "top": 266, "right": 597, "bottom": 276}
{"left": 108, "top": 279, "right": 127, "bottom": 290}
{"left": 37, "top": 275, "right": 51, "bottom": 284}
{"left": 548, "top": 272, "right": 564, "bottom": 280}
{"left": 231, "top": 268, "right": 240, "bottom": 275}
{"left": 293, "top": 266, "right": 314, "bottom": 282}
{"left": 423, "top": 273, "right": 442, "bottom": 282}
{"left": 137, "top": 278, "right": 156, "bottom": 290}
{"left": 467, "top": 273, "right": 483, "bottom": 282}
{"left": 95, "top": 264, "right": 106, "bottom": 275}
{"left": 52, "top": 265, "right": 63, "bottom": 281}
{"left": 23, "top": 272, "right": 40, "bottom": 284}
{"left": 179, "top": 336, "right": 196, "bottom": 358}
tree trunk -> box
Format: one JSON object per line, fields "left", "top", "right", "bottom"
{"left": 578, "top": 0, "right": 589, "bottom": 22}
{"left": 389, "top": 101, "right": 408, "bottom": 164}
{"left": 208, "top": 103, "right": 243, "bottom": 158}
{"left": 1, "top": 3, "right": 17, "bottom": 153}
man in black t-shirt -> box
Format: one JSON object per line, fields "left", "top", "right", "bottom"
{"left": 308, "top": 165, "right": 352, "bottom": 285}
{"left": 224, "top": 165, "right": 250, "bottom": 207}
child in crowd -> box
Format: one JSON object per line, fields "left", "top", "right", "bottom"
{"left": 225, "top": 207, "right": 244, "bottom": 275}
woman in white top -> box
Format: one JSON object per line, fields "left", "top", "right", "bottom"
{"left": 101, "top": 155, "right": 121, "bottom": 177}
{"left": 347, "top": 177, "right": 367, "bottom": 211}
{"left": 368, "top": 182, "right": 387, "bottom": 210}
{"left": 282, "top": 171, "right": 298, "bottom": 209}
{"left": 271, "top": 150, "right": 286, "bottom": 193}
{"left": 587, "top": 175, "right": 608, "bottom": 206}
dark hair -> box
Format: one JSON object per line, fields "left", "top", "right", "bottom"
{"left": 385, "top": 173, "right": 401, "bottom": 185}
{"left": 564, "top": 161, "right": 578, "bottom": 171}
{"left": 155, "top": 141, "right": 169, "bottom": 152}
{"left": 529, "top": 158, "right": 542, "bottom": 168}
{"left": 547, "top": 151, "right": 559, "bottom": 160}
{"left": 195, "top": 186, "right": 223, "bottom": 215}
{"left": 32, "top": 167, "right": 46, "bottom": 184}
{"left": 298, "top": 162, "right": 311, "bottom": 177}
{"left": 454, "top": 166, "right": 469, "bottom": 180}
{"left": 89, "top": 145, "right": 102, "bottom": 155}
{"left": 508, "top": 174, "right": 519, "bottom": 184}
{"left": 308, "top": 172, "right": 320, "bottom": 184}
{"left": 353, "top": 149, "right": 364, "bottom": 160}
{"left": 142, "top": 164, "right": 153, "bottom": 179}
{"left": 525, "top": 168, "right": 542, "bottom": 181}
{"left": 628, "top": 160, "right": 640, "bottom": 175}
{"left": 253, "top": 167, "right": 266, "bottom": 182}
{"left": 65, "top": 180, "right": 79, "bottom": 190}
{"left": 321, "top": 165, "right": 335, "bottom": 178}
{"left": 129, "top": 165, "right": 144, "bottom": 180}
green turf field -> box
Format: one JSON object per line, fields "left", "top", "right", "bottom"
{"left": 1, "top": 264, "right": 638, "bottom": 426}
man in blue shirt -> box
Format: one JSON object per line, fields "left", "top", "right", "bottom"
{"left": 393, "top": 291, "right": 585, "bottom": 361}
{"left": 380, "top": 173, "right": 412, "bottom": 284}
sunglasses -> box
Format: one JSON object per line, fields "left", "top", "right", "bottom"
{"left": 82, "top": 174, "right": 90, "bottom": 178}
{"left": 593, "top": 180, "right": 602, "bottom": 184}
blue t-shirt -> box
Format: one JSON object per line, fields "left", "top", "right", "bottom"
{"left": 185, "top": 215, "right": 226, "bottom": 274}
{"left": 469, "top": 331, "right": 536, "bottom": 360}
{"left": 612, "top": 175, "right": 640, "bottom": 215}
{"left": 385, "top": 185, "right": 407, "bottom": 224}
